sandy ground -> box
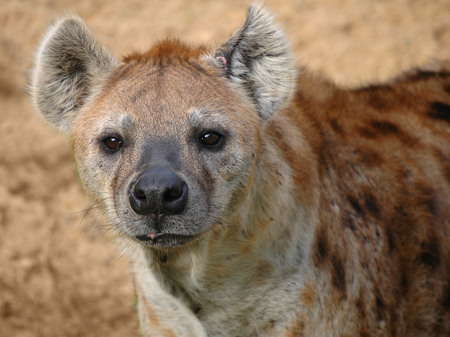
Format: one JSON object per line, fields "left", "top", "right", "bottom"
{"left": 1, "top": 0, "right": 449, "bottom": 336}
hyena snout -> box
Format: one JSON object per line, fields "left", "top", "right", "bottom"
{"left": 129, "top": 167, "right": 188, "bottom": 216}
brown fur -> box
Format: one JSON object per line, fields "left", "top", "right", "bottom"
{"left": 291, "top": 67, "right": 450, "bottom": 335}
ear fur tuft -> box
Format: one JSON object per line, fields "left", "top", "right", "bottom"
{"left": 30, "top": 15, "right": 117, "bottom": 134}
{"left": 215, "top": 4, "right": 297, "bottom": 121}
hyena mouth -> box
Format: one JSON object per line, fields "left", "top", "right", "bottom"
{"left": 135, "top": 232, "right": 198, "bottom": 248}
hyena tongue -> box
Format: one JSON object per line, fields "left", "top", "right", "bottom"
{"left": 148, "top": 232, "right": 163, "bottom": 240}
{"left": 135, "top": 233, "right": 163, "bottom": 243}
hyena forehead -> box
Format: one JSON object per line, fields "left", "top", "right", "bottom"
{"left": 84, "top": 59, "right": 258, "bottom": 136}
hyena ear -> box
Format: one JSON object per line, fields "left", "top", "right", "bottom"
{"left": 214, "top": 4, "right": 296, "bottom": 121}
{"left": 30, "top": 15, "right": 117, "bottom": 134}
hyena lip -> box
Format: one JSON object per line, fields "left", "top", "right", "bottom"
{"left": 135, "top": 232, "right": 198, "bottom": 248}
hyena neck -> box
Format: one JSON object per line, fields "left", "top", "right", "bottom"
{"left": 231, "top": 114, "right": 319, "bottom": 271}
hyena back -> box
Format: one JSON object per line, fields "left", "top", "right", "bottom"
{"left": 30, "top": 5, "right": 449, "bottom": 337}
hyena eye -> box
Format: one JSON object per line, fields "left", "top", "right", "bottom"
{"left": 102, "top": 136, "right": 123, "bottom": 152}
{"left": 199, "top": 131, "right": 223, "bottom": 148}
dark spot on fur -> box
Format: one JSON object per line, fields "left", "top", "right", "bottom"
{"left": 331, "top": 255, "right": 346, "bottom": 296}
{"left": 425, "top": 196, "right": 438, "bottom": 217}
{"left": 417, "top": 184, "right": 438, "bottom": 216}
{"left": 443, "top": 283, "right": 450, "bottom": 309}
{"left": 356, "top": 83, "right": 392, "bottom": 95}
{"left": 330, "top": 118, "right": 344, "bottom": 134}
{"left": 385, "top": 227, "right": 396, "bottom": 252}
{"left": 269, "top": 319, "right": 276, "bottom": 329}
{"left": 316, "top": 238, "right": 328, "bottom": 262}
{"left": 348, "top": 195, "right": 364, "bottom": 215}
{"left": 402, "top": 169, "right": 411, "bottom": 180}
{"left": 288, "top": 319, "right": 305, "bottom": 337}
{"left": 359, "top": 120, "right": 418, "bottom": 145}
{"left": 342, "top": 211, "right": 356, "bottom": 231}
{"left": 314, "top": 227, "right": 329, "bottom": 264}
{"left": 375, "top": 228, "right": 381, "bottom": 240}
{"left": 400, "top": 270, "right": 409, "bottom": 297}
{"left": 364, "top": 193, "right": 380, "bottom": 217}
{"left": 428, "top": 102, "right": 450, "bottom": 123}
{"left": 405, "top": 69, "right": 450, "bottom": 82}
{"left": 356, "top": 292, "right": 367, "bottom": 321}
{"left": 370, "top": 120, "right": 400, "bottom": 135}
{"left": 357, "top": 126, "right": 377, "bottom": 139}
{"left": 387, "top": 201, "right": 413, "bottom": 255}
{"left": 418, "top": 237, "right": 441, "bottom": 269}
{"left": 375, "top": 293, "right": 385, "bottom": 320}
{"left": 432, "top": 148, "right": 450, "bottom": 183}
{"left": 355, "top": 147, "right": 383, "bottom": 167}
{"left": 359, "top": 327, "right": 370, "bottom": 337}
{"left": 444, "top": 84, "right": 450, "bottom": 94}
{"left": 366, "top": 92, "right": 390, "bottom": 111}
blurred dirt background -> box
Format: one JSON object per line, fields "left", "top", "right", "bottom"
{"left": 1, "top": 0, "right": 449, "bottom": 336}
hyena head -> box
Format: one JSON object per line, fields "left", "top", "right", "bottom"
{"left": 30, "top": 6, "right": 296, "bottom": 249}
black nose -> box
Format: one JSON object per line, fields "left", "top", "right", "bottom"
{"left": 129, "top": 167, "right": 188, "bottom": 216}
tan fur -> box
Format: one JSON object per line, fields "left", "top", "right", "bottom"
{"left": 30, "top": 4, "right": 449, "bottom": 337}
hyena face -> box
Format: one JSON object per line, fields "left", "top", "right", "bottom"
{"left": 30, "top": 9, "right": 294, "bottom": 249}
{"left": 73, "top": 54, "right": 260, "bottom": 247}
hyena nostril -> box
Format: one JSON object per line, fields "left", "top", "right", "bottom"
{"left": 163, "top": 182, "right": 184, "bottom": 201}
{"left": 129, "top": 167, "right": 188, "bottom": 216}
{"left": 133, "top": 184, "right": 147, "bottom": 200}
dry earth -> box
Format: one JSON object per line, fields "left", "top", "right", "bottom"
{"left": 1, "top": 0, "right": 449, "bottom": 336}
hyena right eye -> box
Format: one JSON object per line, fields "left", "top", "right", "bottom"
{"left": 102, "top": 136, "right": 124, "bottom": 152}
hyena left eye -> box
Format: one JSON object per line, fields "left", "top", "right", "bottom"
{"left": 102, "top": 136, "right": 123, "bottom": 152}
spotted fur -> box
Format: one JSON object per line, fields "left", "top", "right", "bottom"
{"left": 30, "top": 4, "right": 449, "bottom": 337}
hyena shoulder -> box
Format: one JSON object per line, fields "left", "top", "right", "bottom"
{"left": 271, "top": 62, "right": 450, "bottom": 335}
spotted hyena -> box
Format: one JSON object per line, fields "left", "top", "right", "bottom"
{"left": 30, "top": 4, "right": 449, "bottom": 337}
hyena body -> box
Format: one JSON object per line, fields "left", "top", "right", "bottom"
{"left": 30, "top": 5, "right": 449, "bottom": 337}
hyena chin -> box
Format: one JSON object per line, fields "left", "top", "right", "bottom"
{"left": 30, "top": 4, "right": 449, "bottom": 337}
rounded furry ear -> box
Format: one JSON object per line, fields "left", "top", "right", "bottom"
{"left": 30, "top": 15, "right": 117, "bottom": 134}
{"left": 215, "top": 4, "right": 296, "bottom": 121}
